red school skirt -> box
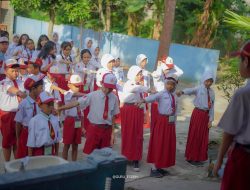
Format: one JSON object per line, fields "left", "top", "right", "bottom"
{"left": 0, "top": 110, "right": 16, "bottom": 148}
{"left": 150, "top": 102, "right": 159, "bottom": 132}
{"left": 185, "top": 108, "right": 209, "bottom": 162}
{"left": 147, "top": 114, "right": 176, "bottom": 168}
{"left": 83, "top": 123, "right": 112, "bottom": 154}
{"left": 63, "top": 116, "right": 82, "bottom": 144}
{"left": 16, "top": 127, "right": 28, "bottom": 159}
{"left": 121, "top": 104, "right": 144, "bottom": 161}
{"left": 221, "top": 144, "right": 250, "bottom": 190}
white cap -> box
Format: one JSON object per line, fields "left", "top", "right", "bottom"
{"left": 101, "top": 54, "right": 115, "bottom": 70}
{"left": 69, "top": 74, "right": 83, "bottom": 86}
{"left": 49, "top": 65, "right": 60, "bottom": 74}
{"left": 37, "top": 91, "right": 54, "bottom": 104}
{"left": 127, "top": 65, "right": 142, "bottom": 81}
{"left": 96, "top": 68, "right": 109, "bottom": 87}
{"left": 5, "top": 59, "right": 19, "bottom": 69}
{"left": 136, "top": 54, "right": 147, "bottom": 66}
{"left": 0, "top": 36, "right": 8, "bottom": 43}
{"left": 201, "top": 71, "right": 214, "bottom": 83}
{"left": 101, "top": 73, "right": 117, "bottom": 89}
{"left": 161, "top": 56, "right": 174, "bottom": 71}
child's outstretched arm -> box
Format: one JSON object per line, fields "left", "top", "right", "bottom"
{"left": 176, "top": 86, "right": 199, "bottom": 97}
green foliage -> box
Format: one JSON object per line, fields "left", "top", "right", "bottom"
{"left": 224, "top": 10, "right": 250, "bottom": 32}
{"left": 217, "top": 57, "right": 245, "bottom": 101}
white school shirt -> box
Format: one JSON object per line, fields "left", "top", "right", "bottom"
{"left": 142, "top": 69, "right": 151, "bottom": 88}
{"left": 0, "top": 77, "right": 24, "bottom": 112}
{"left": 43, "top": 76, "right": 62, "bottom": 101}
{"left": 0, "top": 51, "right": 6, "bottom": 75}
{"left": 63, "top": 90, "right": 81, "bottom": 117}
{"left": 27, "top": 112, "right": 61, "bottom": 148}
{"left": 6, "top": 43, "right": 17, "bottom": 58}
{"left": 32, "top": 50, "right": 41, "bottom": 59}
{"left": 41, "top": 56, "right": 54, "bottom": 71}
{"left": 90, "top": 56, "right": 102, "bottom": 70}
{"left": 152, "top": 65, "right": 184, "bottom": 92}
{"left": 78, "top": 90, "right": 120, "bottom": 125}
{"left": 218, "top": 79, "right": 250, "bottom": 145}
{"left": 13, "top": 45, "right": 25, "bottom": 59}
{"left": 55, "top": 54, "right": 74, "bottom": 74}
{"left": 73, "top": 61, "right": 95, "bottom": 91}
{"left": 113, "top": 67, "right": 125, "bottom": 82}
{"left": 14, "top": 96, "right": 40, "bottom": 127}
{"left": 145, "top": 90, "right": 177, "bottom": 116}
{"left": 120, "top": 80, "right": 149, "bottom": 103}
{"left": 182, "top": 84, "right": 215, "bottom": 122}
{"left": 55, "top": 42, "right": 60, "bottom": 55}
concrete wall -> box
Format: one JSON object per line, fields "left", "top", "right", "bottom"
{"left": 0, "top": 1, "right": 14, "bottom": 37}
{"left": 14, "top": 16, "right": 220, "bottom": 83}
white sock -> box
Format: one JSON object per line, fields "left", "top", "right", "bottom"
{"left": 151, "top": 164, "right": 157, "bottom": 170}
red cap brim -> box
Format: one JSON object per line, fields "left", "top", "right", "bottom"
{"left": 103, "top": 83, "right": 116, "bottom": 89}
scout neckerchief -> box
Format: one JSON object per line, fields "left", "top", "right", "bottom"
{"left": 48, "top": 117, "right": 55, "bottom": 140}
{"left": 170, "top": 93, "right": 176, "bottom": 114}
{"left": 207, "top": 88, "right": 211, "bottom": 109}
{"left": 61, "top": 53, "right": 72, "bottom": 72}
{"left": 103, "top": 94, "right": 109, "bottom": 120}
{"left": 13, "top": 80, "right": 21, "bottom": 103}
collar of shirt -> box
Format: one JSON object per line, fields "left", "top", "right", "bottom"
{"left": 26, "top": 95, "right": 36, "bottom": 104}
{"left": 40, "top": 112, "right": 51, "bottom": 120}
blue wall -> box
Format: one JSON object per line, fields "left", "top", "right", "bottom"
{"left": 15, "top": 16, "right": 220, "bottom": 83}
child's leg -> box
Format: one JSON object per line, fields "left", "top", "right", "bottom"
{"left": 71, "top": 144, "right": 78, "bottom": 161}
{"left": 13, "top": 145, "right": 17, "bottom": 159}
{"left": 62, "top": 144, "right": 71, "bottom": 160}
{"left": 3, "top": 148, "right": 11, "bottom": 161}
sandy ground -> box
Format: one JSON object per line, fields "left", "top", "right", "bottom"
{"left": 0, "top": 83, "right": 228, "bottom": 190}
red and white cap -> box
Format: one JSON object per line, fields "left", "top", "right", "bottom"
{"left": 101, "top": 73, "right": 117, "bottom": 89}
{"left": 18, "top": 58, "right": 28, "bottom": 69}
{"left": 37, "top": 91, "right": 54, "bottom": 104}
{"left": 5, "top": 59, "right": 19, "bottom": 69}
{"left": 48, "top": 65, "right": 60, "bottom": 78}
{"left": 101, "top": 54, "right": 115, "bottom": 70}
{"left": 127, "top": 65, "right": 142, "bottom": 81}
{"left": 161, "top": 56, "right": 174, "bottom": 70}
{"left": 232, "top": 40, "right": 250, "bottom": 58}
{"left": 69, "top": 74, "right": 83, "bottom": 86}
{"left": 0, "top": 36, "right": 8, "bottom": 43}
{"left": 24, "top": 74, "right": 45, "bottom": 90}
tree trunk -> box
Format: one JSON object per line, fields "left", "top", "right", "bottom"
{"left": 106, "top": 0, "right": 111, "bottom": 31}
{"left": 98, "top": 0, "right": 106, "bottom": 31}
{"left": 156, "top": 0, "right": 177, "bottom": 67}
{"left": 79, "top": 21, "right": 83, "bottom": 50}
{"left": 48, "top": 7, "right": 56, "bottom": 39}
{"left": 152, "top": 18, "right": 161, "bottom": 40}
{"left": 189, "top": 0, "right": 217, "bottom": 48}
{"left": 127, "top": 13, "right": 137, "bottom": 36}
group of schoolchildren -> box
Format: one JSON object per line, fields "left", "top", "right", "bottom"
{"left": 0, "top": 31, "right": 249, "bottom": 189}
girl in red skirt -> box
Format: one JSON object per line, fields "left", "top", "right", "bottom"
{"left": 140, "top": 74, "right": 178, "bottom": 178}
{"left": 121, "top": 65, "right": 153, "bottom": 172}
{"left": 177, "top": 71, "right": 215, "bottom": 166}
{"left": 213, "top": 40, "right": 250, "bottom": 190}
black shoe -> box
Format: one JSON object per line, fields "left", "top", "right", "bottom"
{"left": 187, "top": 160, "right": 203, "bottom": 166}
{"left": 150, "top": 169, "right": 163, "bottom": 178}
{"left": 157, "top": 168, "right": 170, "bottom": 176}
{"left": 133, "top": 161, "right": 140, "bottom": 172}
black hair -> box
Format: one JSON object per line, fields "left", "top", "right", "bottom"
{"left": 60, "top": 41, "right": 72, "bottom": 53}
{"left": 17, "top": 34, "right": 29, "bottom": 46}
{"left": 32, "top": 79, "right": 44, "bottom": 90}
{"left": 0, "top": 30, "right": 9, "bottom": 38}
{"left": 37, "top": 34, "right": 49, "bottom": 50}
{"left": 80, "top": 49, "right": 92, "bottom": 59}
{"left": 38, "top": 41, "right": 56, "bottom": 59}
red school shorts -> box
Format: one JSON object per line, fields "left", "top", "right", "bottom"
{"left": 63, "top": 116, "right": 82, "bottom": 144}
{"left": 0, "top": 110, "right": 16, "bottom": 148}
{"left": 83, "top": 123, "right": 112, "bottom": 154}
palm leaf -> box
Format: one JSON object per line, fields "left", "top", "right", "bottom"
{"left": 224, "top": 10, "right": 250, "bottom": 31}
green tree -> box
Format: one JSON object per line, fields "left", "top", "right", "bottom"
{"left": 10, "top": 0, "right": 65, "bottom": 38}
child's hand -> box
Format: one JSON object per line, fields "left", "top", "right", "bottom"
{"left": 213, "top": 160, "right": 222, "bottom": 177}
{"left": 208, "top": 121, "right": 212, "bottom": 129}
{"left": 82, "top": 127, "right": 86, "bottom": 137}
{"left": 149, "top": 88, "right": 157, "bottom": 94}
{"left": 157, "top": 60, "right": 162, "bottom": 66}
{"left": 176, "top": 90, "right": 183, "bottom": 97}
{"left": 59, "top": 89, "right": 66, "bottom": 94}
